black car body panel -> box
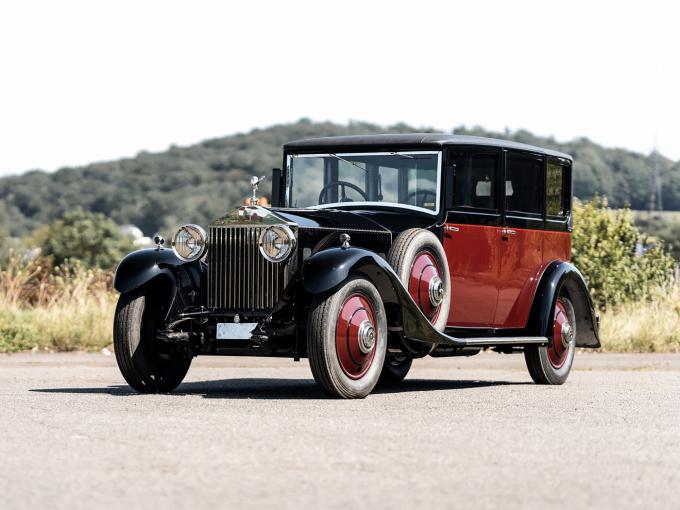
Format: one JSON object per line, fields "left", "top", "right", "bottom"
{"left": 283, "top": 133, "right": 572, "bottom": 160}
{"left": 528, "top": 261, "right": 601, "bottom": 348}
{"left": 114, "top": 248, "right": 200, "bottom": 295}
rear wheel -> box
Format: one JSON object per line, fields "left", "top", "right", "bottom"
{"left": 378, "top": 355, "right": 412, "bottom": 384}
{"left": 524, "top": 295, "right": 576, "bottom": 385}
{"left": 307, "top": 277, "right": 387, "bottom": 399}
{"left": 113, "top": 285, "right": 192, "bottom": 393}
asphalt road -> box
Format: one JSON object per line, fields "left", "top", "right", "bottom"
{"left": 1, "top": 352, "right": 679, "bottom": 510}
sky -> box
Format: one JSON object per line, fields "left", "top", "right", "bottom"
{"left": 1, "top": 0, "right": 679, "bottom": 176}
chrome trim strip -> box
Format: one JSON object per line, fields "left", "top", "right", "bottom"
{"left": 460, "top": 336, "right": 547, "bottom": 346}
{"left": 299, "top": 226, "right": 391, "bottom": 235}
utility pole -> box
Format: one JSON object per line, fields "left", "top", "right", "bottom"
{"left": 649, "top": 139, "right": 663, "bottom": 213}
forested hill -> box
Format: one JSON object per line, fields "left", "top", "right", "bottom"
{"left": 0, "top": 119, "right": 678, "bottom": 236}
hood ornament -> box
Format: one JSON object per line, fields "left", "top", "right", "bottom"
{"left": 250, "top": 175, "right": 266, "bottom": 206}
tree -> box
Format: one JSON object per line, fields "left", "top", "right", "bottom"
{"left": 37, "top": 209, "right": 132, "bottom": 269}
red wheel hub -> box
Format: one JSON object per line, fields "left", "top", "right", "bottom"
{"left": 548, "top": 299, "right": 573, "bottom": 369}
{"left": 408, "top": 251, "right": 443, "bottom": 322}
{"left": 335, "top": 294, "right": 377, "bottom": 379}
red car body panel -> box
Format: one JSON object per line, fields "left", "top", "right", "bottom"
{"left": 444, "top": 224, "right": 571, "bottom": 329}
{"left": 443, "top": 223, "right": 499, "bottom": 327}
{"left": 494, "top": 227, "right": 543, "bottom": 327}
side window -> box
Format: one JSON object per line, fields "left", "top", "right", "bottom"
{"left": 505, "top": 153, "right": 543, "bottom": 215}
{"left": 546, "top": 159, "right": 569, "bottom": 217}
{"left": 452, "top": 153, "right": 498, "bottom": 210}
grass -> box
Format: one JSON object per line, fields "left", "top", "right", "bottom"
{"left": 598, "top": 285, "right": 680, "bottom": 352}
{"left": 0, "top": 256, "right": 115, "bottom": 353}
{"left": 0, "top": 255, "right": 678, "bottom": 354}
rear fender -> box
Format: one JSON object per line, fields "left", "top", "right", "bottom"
{"left": 528, "top": 261, "right": 600, "bottom": 348}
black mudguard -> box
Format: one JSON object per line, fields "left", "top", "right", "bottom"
{"left": 301, "top": 247, "right": 454, "bottom": 346}
{"left": 113, "top": 248, "right": 202, "bottom": 296}
{"left": 528, "top": 261, "right": 601, "bottom": 348}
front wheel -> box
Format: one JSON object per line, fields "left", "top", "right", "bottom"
{"left": 113, "top": 286, "right": 192, "bottom": 393}
{"left": 524, "top": 295, "right": 576, "bottom": 385}
{"left": 307, "top": 277, "right": 387, "bottom": 399}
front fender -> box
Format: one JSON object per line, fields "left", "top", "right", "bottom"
{"left": 528, "top": 261, "right": 601, "bottom": 348}
{"left": 113, "top": 248, "right": 200, "bottom": 295}
{"left": 301, "top": 247, "right": 447, "bottom": 346}
{"left": 301, "top": 247, "right": 392, "bottom": 295}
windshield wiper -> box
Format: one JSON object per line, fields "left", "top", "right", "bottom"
{"left": 329, "top": 153, "right": 368, "bottom": 173}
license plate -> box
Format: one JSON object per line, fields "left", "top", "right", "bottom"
{"left": 216, "top": 323, "right": 257, "bottom": 340}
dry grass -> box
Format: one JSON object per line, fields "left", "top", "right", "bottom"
{"left": 598, "top": 284, "right": 680, "bottom": 352}
{"left": 0, "top": 256, "right": 115, "bottom": 352}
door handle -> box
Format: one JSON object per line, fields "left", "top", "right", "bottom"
{"left": 444, "top": 226, "right": 460, "bottom": 232}
{"left": 500, "top": 228, "right": 517, "bottom": 235}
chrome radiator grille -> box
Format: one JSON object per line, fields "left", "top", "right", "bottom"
{"left": 207, "top": 226, "right": 286, "bottom": 309}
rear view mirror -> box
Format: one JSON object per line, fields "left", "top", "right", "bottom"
{"left": 475, "top": 181, "right": 491, "bottom": 197}
{"left": 271, "top": 168, "right": 282, "bottom": 207}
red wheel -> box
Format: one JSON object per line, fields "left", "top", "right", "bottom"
{"left": 408, "top": 251, "right": 445, "bottom": 323}
{"left": 524, "top": 295, "right": 576, "bottom": 385}
{"left": 307, "top": 277, "right": 387, "bottom": 398}
{"left": 548, "top": 299, "right": 573, "bottom": 369}
{"left": 335, "top": 294, "right": 378, "bottom": 379}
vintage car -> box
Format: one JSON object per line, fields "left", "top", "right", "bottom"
{"left": 113, "top": 134, "right": 600, "bottom": 398}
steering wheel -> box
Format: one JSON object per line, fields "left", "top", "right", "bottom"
{"left": 318, "top": 181, "right": 369, "bottom": 204}
{"left": 407, "top": 189, "right": 437, "bottom": 207}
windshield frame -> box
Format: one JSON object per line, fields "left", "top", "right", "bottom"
{"left": 285, "top": 150, "right": 442, "bottom": 215}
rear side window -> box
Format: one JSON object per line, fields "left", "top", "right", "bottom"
{"left": 546, "top": 159, "right": 569, "bottom": 217}
{"left": 452, "top": 154, "right": 498, "bottom": 210}
{"left": 505, "top": 153, "right": 543, "bottom": 215}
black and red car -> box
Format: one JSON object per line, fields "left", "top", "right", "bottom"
{"left": 113, "top": 134, "right": 600, "bottom": 398}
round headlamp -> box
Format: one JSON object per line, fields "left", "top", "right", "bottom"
{"left": 258, "top": 225, "right": 296, "bottom": 263}
{"left": 171, "top": 224, "right": 207, "bottom": 262}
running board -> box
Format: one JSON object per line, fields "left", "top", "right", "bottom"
{"left": 405, "top": 333, "right": 548, "bottom": 348}
{"left": 456, "top": 336, "right": 547, "bottom": 347}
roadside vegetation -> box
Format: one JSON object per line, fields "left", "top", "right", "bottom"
{"left": 0, "top": 257, "right": 114, "bottom": 352}
{"left": 573, "top": 198, "right": 679, "bottom": 352}
{"left": 0, "top": 199, "right": 678, "bottom": 353}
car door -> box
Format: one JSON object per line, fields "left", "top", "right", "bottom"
{"left": 443, "top": 150, "right": 502, "bottom": 327}
{"left": 494, "top": 150, "right": 545, "bottom": 328}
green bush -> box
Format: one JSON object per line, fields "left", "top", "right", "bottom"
{"left": 572, "top": 197, "right": 676, "bottom": 309}
{"left": 34, "top": 209, "right": 132, "bottom": 269}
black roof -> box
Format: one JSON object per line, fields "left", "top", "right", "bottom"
{"left": 284, "top": 133, "right": 572, "bottom": 161}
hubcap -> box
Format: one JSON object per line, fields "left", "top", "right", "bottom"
{"left": 408, "top": 251, "right": 444, "bottom": 322}
{"left": 357, "top": 320, "right": 376, "bottom": 354}
{"left": 335, "top": 294, "right": 377, "bottom": 379}
{"left": 429, "top": 276, "right": 444, "bottom": 307}
{"left": 548, "top": 299, "right": 573, "bottom": 369}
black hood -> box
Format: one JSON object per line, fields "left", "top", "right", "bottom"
{"left": 273, "top": 207, "right": 439, "bottom": 234}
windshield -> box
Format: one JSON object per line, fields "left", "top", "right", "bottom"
{"left": 286, "top": 151, "right": 441, "bottom": 213}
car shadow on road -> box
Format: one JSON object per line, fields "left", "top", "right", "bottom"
{"left": 31, "top": 378, "right": 529, "bottom": 400}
